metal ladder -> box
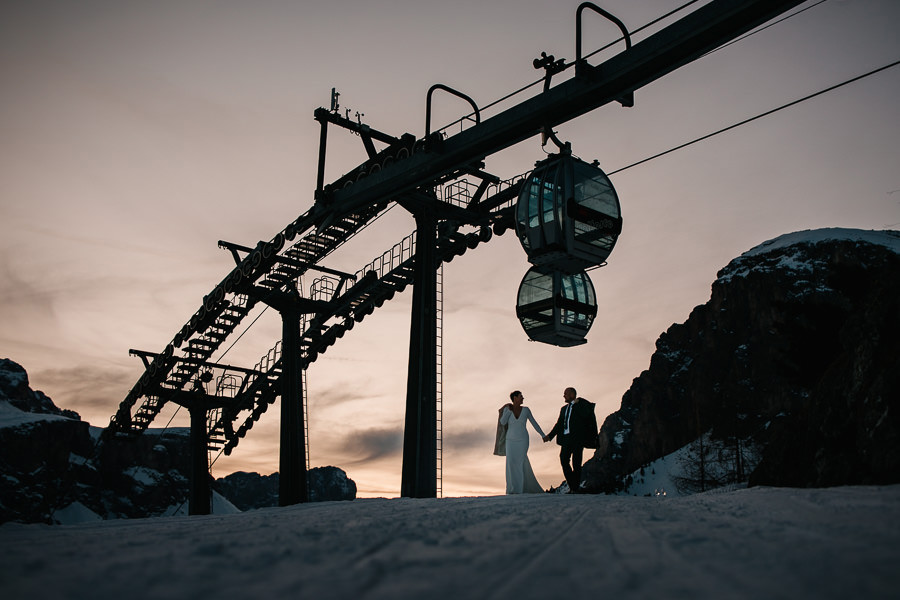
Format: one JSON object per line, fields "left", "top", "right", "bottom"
{"left": 436, "top": 263, "right": 443, "bottom": 498}
{"left": 302, "top": 358, "right": 310, "bottom": 471}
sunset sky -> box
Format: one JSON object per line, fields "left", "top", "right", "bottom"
{"left": 2, "top": 0, "right": 898, "bottom": 497}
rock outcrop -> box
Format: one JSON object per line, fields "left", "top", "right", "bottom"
{"left": 214, "top": 467, "right": 356, "bottom": 510}
{"left": 583, "top": 229, "right": 900, "bottom": 493}
{"left": 0, "top": 358, "right": 80, "bottom": 420}
{"left": 0, "top": 358, "right": 356, "bottom": 524}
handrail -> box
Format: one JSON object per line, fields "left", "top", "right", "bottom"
{"left": 576, "top": 2, "right": 632, "bottom": 68}
{"left": 425, "top": 84, "right": 481, "bottom": 140}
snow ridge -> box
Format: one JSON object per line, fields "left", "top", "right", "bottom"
{"left": 717, "top": 228, "right": 899, "bottom": 284}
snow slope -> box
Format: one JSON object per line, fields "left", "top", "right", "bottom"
{"left": 0, "top": 399, "right": 70, "bottom": 428}
{"left": 1, "top": 485, "right": 897, "bottom": 599}
{"left": 717, "top": 228, "right": 900, "bottom": 284}
{"left": 739, "top": 228, "right": 900, "bottom": 258}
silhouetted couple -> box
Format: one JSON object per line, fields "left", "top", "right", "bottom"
{"left": 494, "top": 387, "right": 598, "bottom": 494}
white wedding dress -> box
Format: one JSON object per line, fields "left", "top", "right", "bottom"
{"left": 500, "top": 406, "right": 546, "bottom": 494}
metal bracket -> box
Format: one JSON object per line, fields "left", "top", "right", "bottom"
{"left": 129, "top": 349, "right": 264, "bottom": 376}
{"left": 534, "top": 51, "right": 567, "bottom": 92}
{"left": 130, "top": 349, "right": 153, "bottom": 370}
{"left": 218, "top": 240, "right": 247, "bottom": 266}
{"left": 218, "top": 239, "right": 356, "bottom": 282}
{"left": 314, "top": 107, "right": 401, "bottom": 146}
{"left": 533, "top": 52, "right": 570, "bottom": 149}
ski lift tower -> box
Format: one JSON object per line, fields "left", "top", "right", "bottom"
{"left": 107, "top": 0, "right": 806, "bottom": 506}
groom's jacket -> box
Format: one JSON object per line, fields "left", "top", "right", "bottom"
{"left": 547, "top": 398, "right": 598, "bottom": 448}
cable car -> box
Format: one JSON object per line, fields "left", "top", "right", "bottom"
{"left": 515, "top": 151, "right": 622, "bottom": 273}
{"left": 516, "top": 267, "right": 597, "bottom": 347}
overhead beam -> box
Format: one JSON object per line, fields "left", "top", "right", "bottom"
{"left": 313, "top": 0, "right": 804, "bottom": 221}
{"left": 314, "top": 107, "right": 404, "bottom": 146}
{"left": 128, "top": 349, "right": 263, "bottom": 376}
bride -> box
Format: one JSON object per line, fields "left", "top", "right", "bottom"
{"left": 496, "top": 390, "right": 547, "bottom": 494}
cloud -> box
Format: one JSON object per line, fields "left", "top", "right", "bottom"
{"left": 0, "top": 253, "right": 59, "bottom": 330}
{"left": 13, "top": 220, "right": 188, "bottom": 262}
{"left": 29, "top": 364, "right": 135, "bottom": 423}
{"left": 340, "top": 426, "right": 496, "bottom": 471}
{"left": 341, "top": 426, "right": 403, "bottom": 465}
{"left": 445, "top": 427, "right": 495, "bottom": 453}
{"left": 306, "top": 379, "right": 384, "bottom": 410}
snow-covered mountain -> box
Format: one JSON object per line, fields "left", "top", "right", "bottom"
{"left": 584, "top": 228, "right": 900, "bottom": 494}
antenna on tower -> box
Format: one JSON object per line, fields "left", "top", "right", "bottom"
{"left": 330, "top": 87, "right": 340, "bottom": 113}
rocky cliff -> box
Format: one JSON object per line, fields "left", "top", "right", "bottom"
{"left": 214, "top": 468, "right": 357, "bottom": 510}
{"left": 0, "top": 358, "right": 355, "bottom": 524}
{"left": 582, "top": 229, "right": 900, "bottom": 493}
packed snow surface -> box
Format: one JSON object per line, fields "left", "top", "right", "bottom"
{"left": 2, "top": 486, "right": 897, "bottom": 599}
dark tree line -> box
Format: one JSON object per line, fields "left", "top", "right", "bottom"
{"left": 675, "top": 392, "right": 763, "bottom": 494}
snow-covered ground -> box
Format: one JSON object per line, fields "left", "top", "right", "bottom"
{"left": 1, "top": 485, "right": 897, "bottom": 599}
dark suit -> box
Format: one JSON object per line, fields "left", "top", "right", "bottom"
{"left": 546, "top": 398, "right": 597, "bottom": 492}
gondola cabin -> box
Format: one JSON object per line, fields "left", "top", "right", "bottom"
{"left": 515, "top": 152, "right": 622, "bottom": 273}
{"left": 516, "top": 267, "right": 597, "bottom": 347}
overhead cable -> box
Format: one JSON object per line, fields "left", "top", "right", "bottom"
{"left": 608, "top": 59, "right": 900, "bottom": 176}
{"left": 704, "top": 0, "right": 828, "bottom": 57}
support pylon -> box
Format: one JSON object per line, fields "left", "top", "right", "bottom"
{"left": 401, "top": 210, "right": 438, "bottom": 498}
{"left": 188, "top": 404, "right": 211, "bottom": 515}
{"left": 278, "top": 304, "right": 308, "bottom": 506}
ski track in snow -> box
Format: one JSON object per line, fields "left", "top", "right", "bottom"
{"left": 1, "top": 486, "right": 898, "bottom": 599}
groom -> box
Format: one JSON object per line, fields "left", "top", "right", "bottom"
{"left": 544, "top": 387, "right": 598, "bottom": 493}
